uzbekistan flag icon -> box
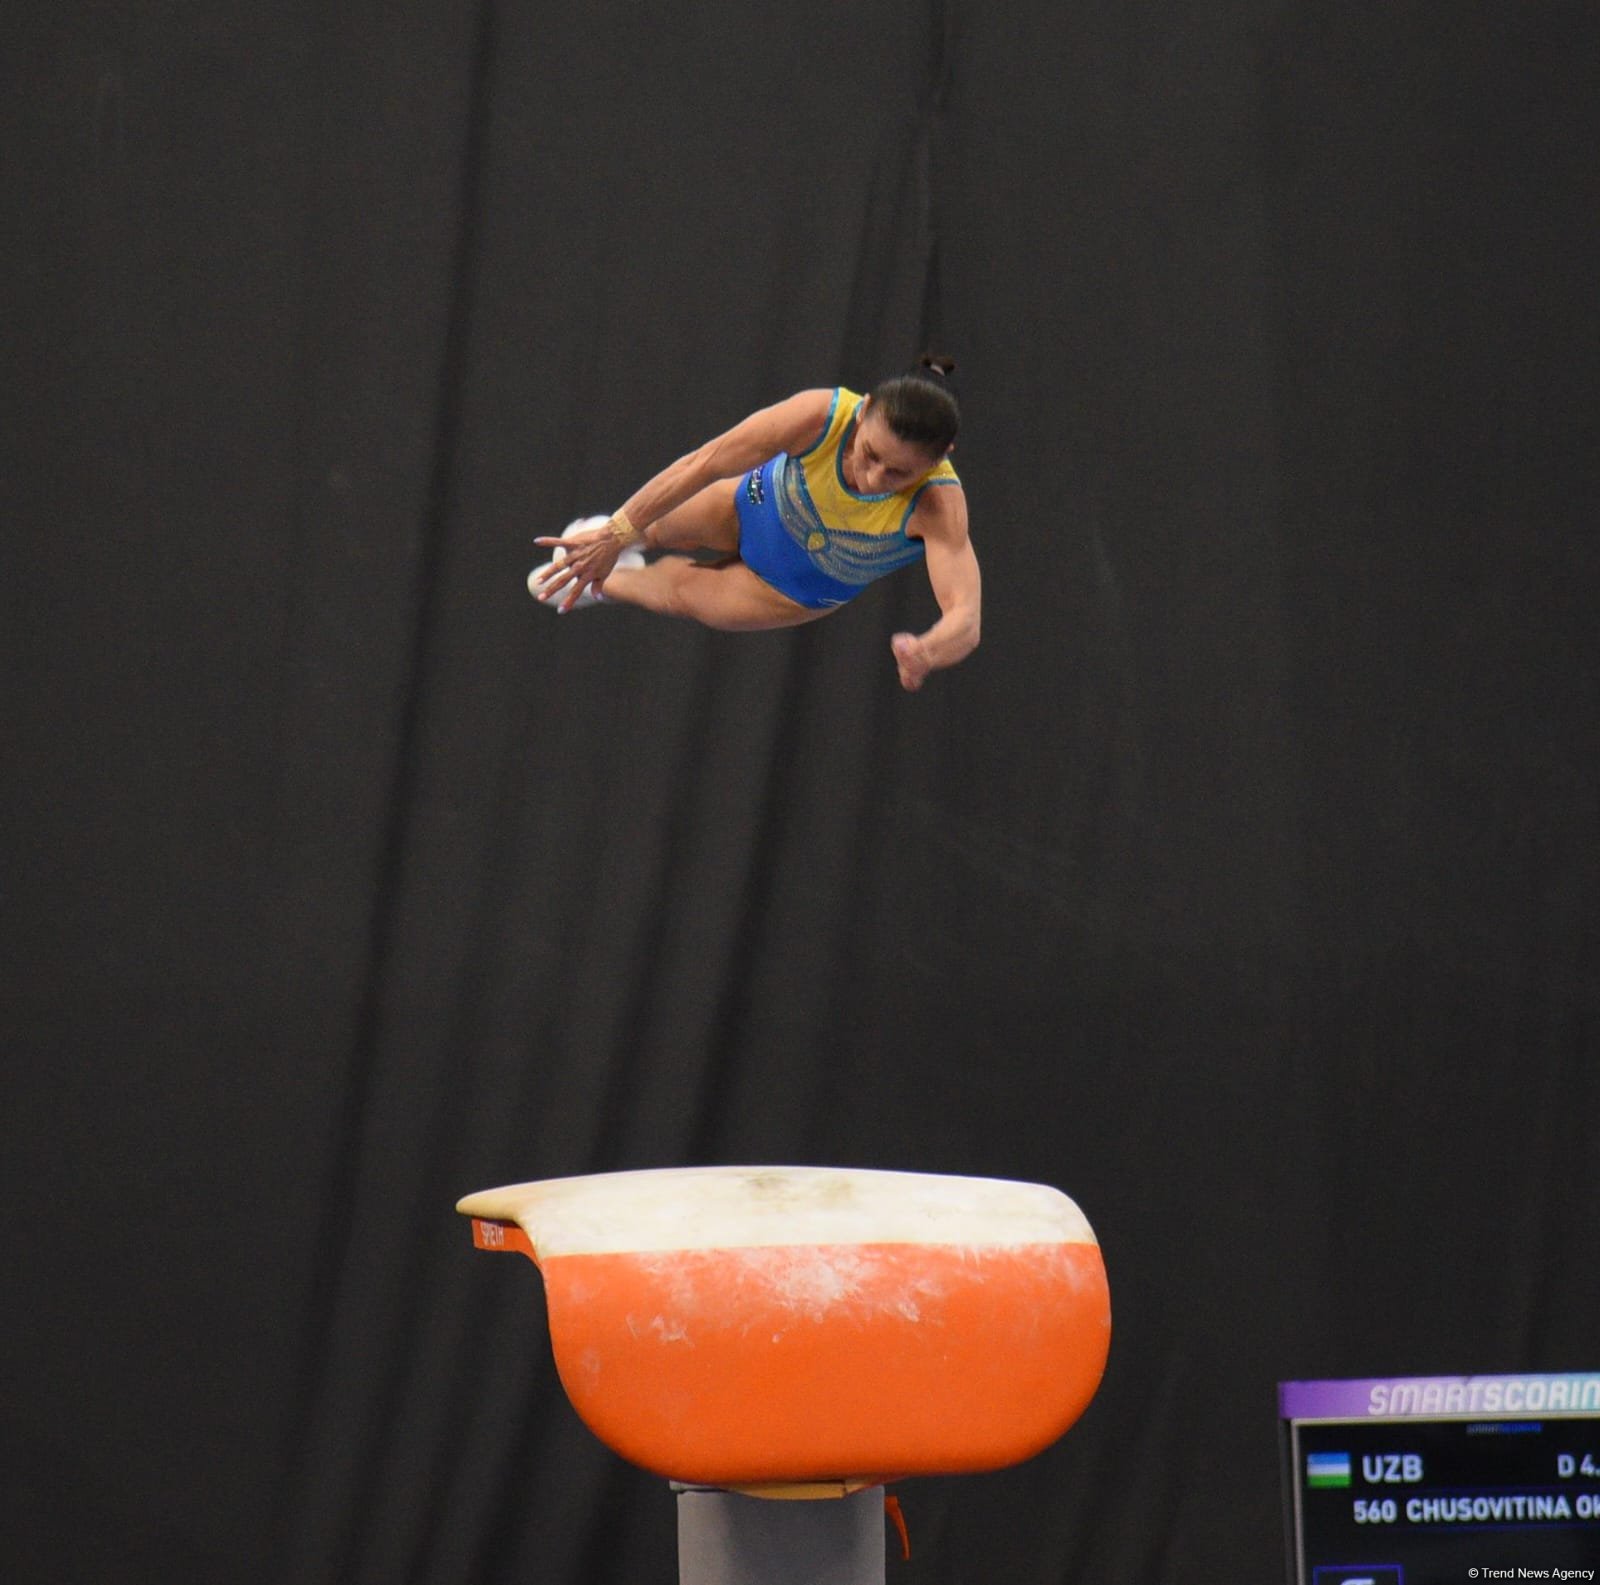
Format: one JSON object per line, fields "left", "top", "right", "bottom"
{"left": 1306, "top": 1451, "right": 1352, "bottom": 1489}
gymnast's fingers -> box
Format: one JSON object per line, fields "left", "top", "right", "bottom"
{"left": 536, "top": 565, "right": 574, "bottom": 602}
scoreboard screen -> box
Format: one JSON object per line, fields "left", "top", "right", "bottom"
{"left": 1281, "top": 1374, "right": 1600, "bottom": 1585}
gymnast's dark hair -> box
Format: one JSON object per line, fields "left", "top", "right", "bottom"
{"left": 869, "top": 353, "right": 960, "bottom": 454}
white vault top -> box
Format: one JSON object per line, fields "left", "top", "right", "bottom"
{"left": 456, "top": 1164, "right": 1098, "bottom": 1258}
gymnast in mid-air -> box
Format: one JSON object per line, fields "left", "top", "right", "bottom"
{"left": 529, "top": 356, "right": 980, "bottom": 692}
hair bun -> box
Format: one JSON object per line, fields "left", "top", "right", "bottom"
{"left": 918, "top": 352, "right": 957, "bottom": 378}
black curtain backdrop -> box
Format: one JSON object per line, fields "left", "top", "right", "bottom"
{"left": 5, "top": 2, "right": 1597, "bottom": 1582}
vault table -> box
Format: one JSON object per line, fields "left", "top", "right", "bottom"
{"left": 458, "top": 1165, "right": 1110, "bottom": 1583}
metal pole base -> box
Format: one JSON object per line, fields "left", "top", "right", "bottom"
{"left": 676, "top": 1487, "right": 887, "bottom": 1585}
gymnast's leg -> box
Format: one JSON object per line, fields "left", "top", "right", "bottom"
{"left": 534, "top": 478, "right": 741, "bottom": 607}
{"left": 535, "top": 476, "right": 823, "bottom": 629}
{"left": 601, "top": 557, "right": 826, "bottom": 632}
{"left": 601, "top": 475, "right": 824, "bottom": 629}
{"left": 640, "top": 477, "right": 743, "bottom": 556}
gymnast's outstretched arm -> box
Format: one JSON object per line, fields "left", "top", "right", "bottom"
{"left": 891, "top": 486, "right": 981, "bottom": 692}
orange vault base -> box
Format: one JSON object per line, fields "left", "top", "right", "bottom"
{"left": 458, "top": 1165, "right": 1111, "bottom": 1491}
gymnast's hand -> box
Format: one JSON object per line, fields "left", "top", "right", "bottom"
{"left": 891, "top": 632, "right": 933, "bottom": 692}
{"left": 532, "top": 523, "right": 623, "bottom": 612}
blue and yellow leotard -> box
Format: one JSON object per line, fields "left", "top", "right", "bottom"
{"left": 735, "top": 388, "right": 960, "bottom": 609}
